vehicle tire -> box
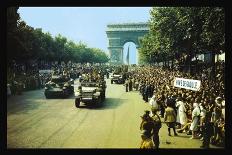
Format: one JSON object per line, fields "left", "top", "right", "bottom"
{"left": 102, "top": 92, "right": 106, "bottom": 100}
{"left": 97, "top": 97, "right": 101, "bottom": 107}
{"left": 75, "top": 98, "right": 80, "bottom": 108}
{"left": 45, "top": 93, "right": 50, "bottom": 99}
{"left": 46, "top": 95, "right": 51, "bottom": 99}
{"left": 111, "top": 80, "right": 113, "bottom": 84}
{"left": 93, "top": 97, "right": 100, "bottom": 107}
{"left": 71, "top": 86, "right": 74, "bottom": 93}
{"left": 63, "top": 90, "right": 69, "bottom": 98}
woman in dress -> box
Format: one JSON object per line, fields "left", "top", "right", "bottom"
{"left": 189, "top": 102, "right": 201, "bottom": 139}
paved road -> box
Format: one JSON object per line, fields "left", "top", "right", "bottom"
{"left": 7, "top": 79, "right": 221, "bottom": 148}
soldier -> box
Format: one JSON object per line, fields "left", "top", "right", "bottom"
{"left": 134, "top": 79, "right": 139, "bottom": 91}
{"left": 106, "top": 69, "right": 109, "bottom": 79}
{"left": 125, "top": 79, "right": 129, "bottom": 92}
{"left": 200, "top": 112, "right": 214, "bottom": 148}
{"left": 128, "top": 78, "right": 132, "bottom": 91}
{"left": 151, "top": 107, "right": 162, "bottom": 149}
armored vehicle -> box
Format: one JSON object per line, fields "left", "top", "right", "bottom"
{"left": 110, "top": 66, "right": 127, "bottom": 84}
{"left": 74, "top": 80, "right": 106, "bottom": 108}
{"left": 110, "top": 73, "right": 125, "bottom": 84}
{"left": 44, "top": 75, "right": 74, "bottom": 98}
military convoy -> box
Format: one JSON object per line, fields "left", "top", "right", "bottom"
{"left": 43, "top": 66, "right": 112, "bottom": 107}
{"left": 110, "top": 73, "right": 125, "bottom": 84}
{"left": 110, "top": 66, "right": 127, "bottom": 84}
{"left": 74, "top": 80, "right": 106, "bottom": 108}
{"left": 44, "top": 75, "right": 74, "bottom": 98}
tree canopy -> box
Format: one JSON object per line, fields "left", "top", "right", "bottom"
{"left": 139, "top": 7, "right": 225, "bottom": 67}
{"left": 7, "top": 7, "right": 109, "bottom": 65}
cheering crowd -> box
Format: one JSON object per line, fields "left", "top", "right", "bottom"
{"left": 124, "top": 62, "right": 225, "bottom": 149}
{"left": 7, "top": 60, "right": 225, "bottom": 148}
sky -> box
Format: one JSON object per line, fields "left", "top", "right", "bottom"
{"left": 18, "top": 7, "right": 152, "bottom": 64}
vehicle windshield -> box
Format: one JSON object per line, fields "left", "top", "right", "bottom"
{"left": 51, "top": 77, "right": 68, "bottom": 83}
{"left": 81, "top": 82, "right": 98, "bottom": 87}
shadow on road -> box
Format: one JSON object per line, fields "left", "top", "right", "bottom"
{"left": 7, "top": 90, "right": 75, "bottom": 115}
{"left": 7, "top": 98, "right": 42, "bottom": 115}
{"left": 88, "top": 98, "right": 127, "bottom": 110}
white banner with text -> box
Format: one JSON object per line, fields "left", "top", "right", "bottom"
{"left": 174, "top": 77, "right": 201, "bottom": 91}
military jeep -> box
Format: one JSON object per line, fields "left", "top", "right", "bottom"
{"left": 74, "top": 81, "right": 106, "bottom": 108}
{"left": 110, "top": 72, "right": 126, "bottom": 84}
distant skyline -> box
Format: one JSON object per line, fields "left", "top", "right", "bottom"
{"left": 18, "top": 7, "right": 152, "bottom": 64}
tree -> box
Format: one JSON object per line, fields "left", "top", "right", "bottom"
{"left": 7, "top": 7, "right": 21, "bottom": 63}
{"left": 7, "top": 9, "right": 110, "bottom": 65}
{"left": 139, "top": 7, "right": 224, "bottom": 74}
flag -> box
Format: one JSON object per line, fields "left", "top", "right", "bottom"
{"left": 126, "top": 45, "right": 130, "bottom": 65}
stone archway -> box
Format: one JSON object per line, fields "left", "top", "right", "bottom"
{"left": 106, "top": 22, "right": 148, "bottom": 64}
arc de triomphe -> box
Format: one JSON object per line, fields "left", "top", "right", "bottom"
{"left": 106, "top": 22, "right": 149, "bottom": 64}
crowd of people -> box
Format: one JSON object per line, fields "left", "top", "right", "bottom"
{"left": 7, "top": 62, "right": 78, "bottom": 97}
{"left": 7, "top": 61, "right": 111, "bottom": 97}
{"left": 7, "top": 60, "right": 225, "bottom": 149}
{"left": 124, "top": 62, "right": 225, "bottom": 149}
{"left": 7, "top": 67, "right": 50, "bottom": 96}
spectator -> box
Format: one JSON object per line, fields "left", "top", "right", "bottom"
{"left": 176, "top": 97, "right": 188, "bottom": 129}
{"left": 7, "top": 84, "right": 11, "bottom": 97}
{"left": 164, "top": 99, "right": 178, "bottom": 136}
{"left": 189, "top": 103, "right": 201, "bottom": 139}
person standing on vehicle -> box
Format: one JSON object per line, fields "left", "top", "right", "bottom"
{"left": 151, "top": 107, "right": 162, "bottom": 149}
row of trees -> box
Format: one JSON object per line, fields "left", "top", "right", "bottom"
{"left": 7, "top": 7, "right": 109, "bottom": 67}
{"left": 139, "top": 7, "right": 224, "bottom": 74}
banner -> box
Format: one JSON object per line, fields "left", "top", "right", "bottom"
{"left": 174, "top": 77, "right": 201, "bottom": 91}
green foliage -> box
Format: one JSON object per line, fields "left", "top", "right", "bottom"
{"left": 139, "top": 7, "right": 225, "bottom": 64}
{"left": 7, "top": 7, "right": 109, "bottom": 65}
